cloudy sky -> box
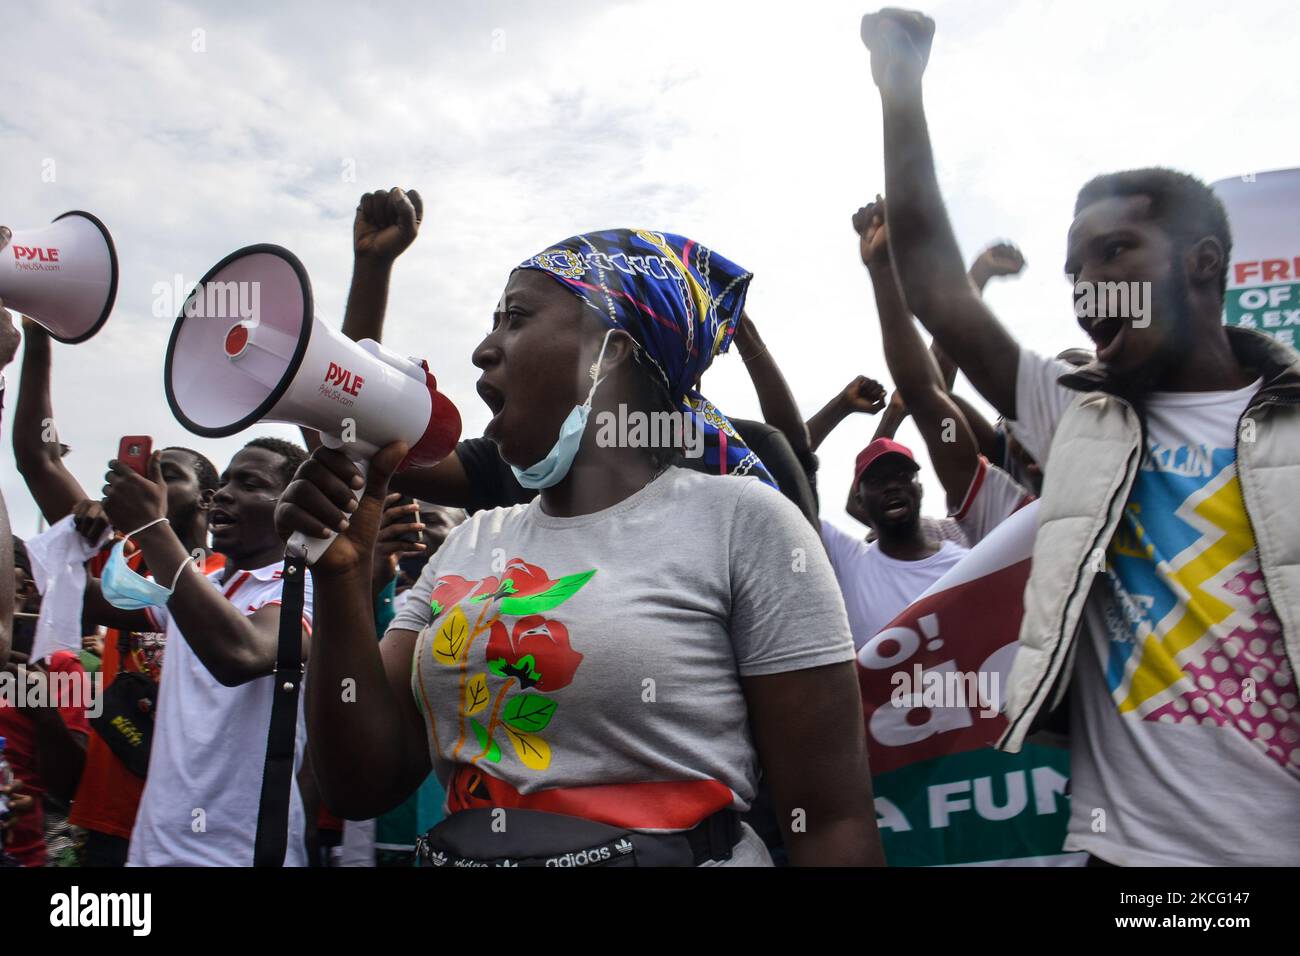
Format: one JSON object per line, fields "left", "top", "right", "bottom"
{"left": 2, "top": 0, "right": 1297, "bottom": 537}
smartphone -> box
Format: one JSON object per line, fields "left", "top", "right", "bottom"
{"left": 118, "top": 436, "right": 153, "bottom": 476}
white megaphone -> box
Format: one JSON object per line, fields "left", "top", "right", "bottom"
{"left": 163, "top": 244, "right": 462, "bottom": 562}
{"left": 0, "top": 211, "right": 118, "bottom": 343}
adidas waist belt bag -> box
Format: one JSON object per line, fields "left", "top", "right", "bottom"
{"left": 415, "top": 807, "right": 741, "bottom": 867}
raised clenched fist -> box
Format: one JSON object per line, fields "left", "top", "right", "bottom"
{"left": 860, "top": 8, "right": 935, "bottom": 93}
{"left": 852, "top": 195, "right": 890, "bottom": 267}
{"left": 354, "top": 187, "right": 424, "bottom": 264}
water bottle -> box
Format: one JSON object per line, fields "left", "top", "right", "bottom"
{"left": 0, "top": 736, "right": 19, "bottom": 866}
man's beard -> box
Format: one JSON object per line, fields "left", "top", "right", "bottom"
{"left": 1112, "top": 254, "right": 1194, "bottom": 397}
{"left": 869, "top": 502, "right": 921, "bottom": 538}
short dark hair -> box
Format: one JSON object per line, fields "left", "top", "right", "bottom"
{"left": 242, "top": 437, "right": 308, "bottom": 489}
{"left": 165, "top": 446, "right": 220, "bottom": 494}
{"left": 13, "top": 537, "right": 31, "bottom": 579}
{"left": 1074, "top": 167, "right": 1232, "bottom": 299}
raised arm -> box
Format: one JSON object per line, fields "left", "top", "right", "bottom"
{"left": 732, "top": 310, "right": 813, "bottom": 463}
{"left": 931, "top": 244, "right": 1027, "bottom": 390}
{"left": 857, "top": 198, "right": 978, "bottom": 510}
{"left": 298, "top": 187, "right": 423, "bottom": 451}
{"left": 342, "top": 187, "right": 423, "bottom": 343}
{"left": 805, "top": 375, "right": 887, "bottom": 452}
{"left": 13, "top": 320, "right": 88, "bottom": 524}
{"left": 861, "top": 10, "right": 1020, "bottom": 417}
{"left": 0, "top": 297, "right": 18, "bottom": 667}
{"left": 315, "top": 187, "right": 476, "bottom": 508}
{"left": 275, "top": 442, "right": 430, "bottom": 819}
{"left": 872, "top": 389, "right": 909, "bottom": 442}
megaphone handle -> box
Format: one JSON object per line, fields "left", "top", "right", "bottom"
{"left": 287, "top": 458, "right": 369, "bottom": 565}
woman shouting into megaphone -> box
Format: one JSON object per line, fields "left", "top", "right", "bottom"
{"left": 275, "top": 230, "right": 883, "bottom": 867}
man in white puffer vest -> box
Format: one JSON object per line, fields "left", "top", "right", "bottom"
{"left": 860, "top": 8, "right": 1300, "bottom": 866}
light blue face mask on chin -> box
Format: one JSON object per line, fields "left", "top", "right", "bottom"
{"left": 100, "top": 538, "right": 175, "bottom": 610}
{"left": 511, "top": 329, "right": 615, "bottom": 490}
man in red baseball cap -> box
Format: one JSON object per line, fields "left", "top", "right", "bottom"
{"left": 823, "top": 437, "right": 971, "bottom": 650}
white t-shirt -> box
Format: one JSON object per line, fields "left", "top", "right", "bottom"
{"left": 1011, "top": 348, "right": 1300, "bottom": 865}
{"left": 128, "top": 562, "right": 314, "bottom": 867}
{"left": 822, "top": 459, "right": 1028, "bottom": 650}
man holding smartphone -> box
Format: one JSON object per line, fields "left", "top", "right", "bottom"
{"left": 81, "top": 437, "right": 311, "bottom": 866}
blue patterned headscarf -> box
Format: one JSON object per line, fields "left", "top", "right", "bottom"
{"left": 517, "top": 229, "right": 776, "bottom": 489}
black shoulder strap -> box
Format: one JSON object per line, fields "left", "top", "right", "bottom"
{"left": 253, "top": 548, "right": 306, "bottom": 867}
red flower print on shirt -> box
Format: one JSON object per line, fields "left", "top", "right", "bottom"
{"left": 427, "top": 574, "right": 481, "bottom": 620}
{"left": 485, "top": 614, "right": 583, "bottom": 691}
{"left": 472, "top": 559, "right": 557, "bottom": 606}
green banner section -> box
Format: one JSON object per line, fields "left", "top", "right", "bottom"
{"left": 1224, "top": 282, "right": 1300, "bottom": 350}
{"left": 874, "top": 744, "right": 1071, "bottom": 866}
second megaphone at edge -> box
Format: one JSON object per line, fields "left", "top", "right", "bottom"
{"left": 0, "top": 211, "right": 118, "bottom": 343}
{"left": 163, "top": 243, "right": 461, "bottom": 469}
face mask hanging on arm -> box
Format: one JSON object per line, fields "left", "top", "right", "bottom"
{"left": 99, "top": 518, "right": 183, "bottom": 610}
{"left": 511, "top": 328, "right": 615, "bottom": 490}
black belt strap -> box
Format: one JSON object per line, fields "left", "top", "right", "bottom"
{"left": 253, "top": 547, "right": 306, "bottom": 867}
{"left": 416, "top": 808, "right": 742, "bottom": 868}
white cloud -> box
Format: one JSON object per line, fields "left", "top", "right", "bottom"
{"left": 1, "top": 0, "right": 1296, "bottom": 538}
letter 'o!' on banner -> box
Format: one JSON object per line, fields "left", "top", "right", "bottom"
{"left": 857, "top": 501, "right": 1084, "bottom": 867}
{"left": 1214, "top": 168, "right": 1300, "bottom": 351}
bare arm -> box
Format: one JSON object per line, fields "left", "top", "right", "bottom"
{"left": 743, "top": 662, "right": 884, "bottom": 866}
{"left": 82, "top": 577, "right": 154, "bottom": 634}
{"left": 276, "top": 442, "right": 431, "bottom": 819}
{"left": 872, "top": 390, "right": 909, "bottom": 441}
{"left": 13, "top": 321, "right": 88, "bottom": 524}
{"left": 388, "top": 451, "right": 474, "bottom": 508}
{"left": 931, "top": 341, "right": 959, "bottom": 392}
{"left": 856, "top": 198, "right": 979, "bottom": 510}
{"left": 949, "top": 391, "right": 1002, "bottom": 464}
{"left": 344, "top": 186, "right": 423, "bottom": 343}
{"left": 733, "top": 312, "right": 812, "bottom": 462}
{"left": 870, "top": 257, "right": 978, "bottom": 510}
{"left": 863, "top": 11, "right": 1020, "bottom": 417}
{"left": 299, "top": 187, "right": 423, "bottom": 451}
{"left": 135, "top": 523, "right": 304, "bottom": 686}
{"left": 806, "top": 376, "right": 888, "bottom": 452}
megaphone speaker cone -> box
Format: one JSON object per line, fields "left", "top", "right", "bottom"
{"left": 164, "top": 243, "right": 463, "bottom": 469}
{"left": 164, "top": 244, "right": 314, "bottom": 437}
{"left": 0, "top": 210, "right": 119, "bottom": 343}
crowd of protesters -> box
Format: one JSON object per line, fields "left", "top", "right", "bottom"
{"left": 0, "top": 8, "right": 1295, "bottom": 868}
